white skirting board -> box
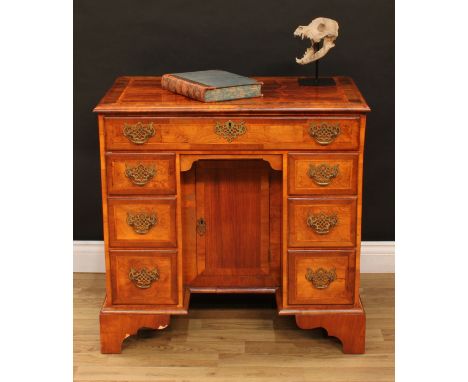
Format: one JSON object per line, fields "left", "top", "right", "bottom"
{"left": 73, "top": 240, "right": 395, "bottom": 273}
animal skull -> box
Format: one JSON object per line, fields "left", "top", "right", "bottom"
{"left": 294, "top": 17, "right": 339, "bottom": 65}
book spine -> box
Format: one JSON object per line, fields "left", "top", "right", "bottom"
{"left": 161, "top": 74, "right": 209, "bottom": 102}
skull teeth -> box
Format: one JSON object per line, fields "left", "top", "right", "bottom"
{"left": 293, "top": 17, "right": 338, "bottom": 65}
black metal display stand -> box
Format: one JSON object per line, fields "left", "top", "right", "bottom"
{"left": 298, "top": 42, "right": 336, "bottom": 86}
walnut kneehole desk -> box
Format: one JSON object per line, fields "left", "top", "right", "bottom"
{"left": 94, "top": 76, "right": 370, "bottom": 354}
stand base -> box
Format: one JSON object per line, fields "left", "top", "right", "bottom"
{"left": 298, "top": 77, "right": 336, "bottom": 86}
{"left": 99, "top": 309, "right": 171, "bottom": 354}
{"left": 295, "top": 300, "right": 366, "bottom": 354}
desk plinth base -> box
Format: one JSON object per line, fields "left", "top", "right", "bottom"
{"left": 99, "top": 309, "right": 171, "bottom": 354}
{"left": 99, "top": 294, "right": 365, "bottom": 354}
{"left": 295, "top": 300, "right": 366, "bottom": 354}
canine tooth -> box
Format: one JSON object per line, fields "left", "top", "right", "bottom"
{"left": 293, "top": 17, "right": 339, "bottom": 65}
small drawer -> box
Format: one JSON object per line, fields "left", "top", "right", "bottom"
{"left": 110, "top": 250, "right": 177, "bottom": 305}
{"left": 106, "top": 153, "right": 176, "bottom": 195}
{"left": 103, "top": 117, "right": 360, "bottom": 150}
{"left": 288, "top": 153, "right": 358, "bottom": 195}
{"left": 108, "top": 197, "right": 177, "bottom": 248}
{"left": 288, "top": 197, "right": 356, "bottom": 247}
{"left": 288, "top": 250, "right": 355, "bottom": 305}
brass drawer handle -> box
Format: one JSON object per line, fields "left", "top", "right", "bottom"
{"left": 215, "top": 120, "right": 246, "bottom": 142}
{"left": 308, "top": 123, "right": 340, "bottom": 145}
{"left": 308, "top": 163, "right": 339, "bottom": 186}
{"left": 305, "top": 267, "right": 336, "bottom": 289}
{"left": 123, "top": 122, "right": 155, "bottom": 144}
{"left": 129, "top": 267, "right": 160, "bottom": 289}
{"left": 125, "top": 163, "right": 156, "bottom": 186}
{"left": 196, "top": 217, "right": 206, "bottom": 236}
{"left": 127, "top": 212, "right": 158, "bottom": 234}
{"left": 307, "top": 212, "right": 338, "bottom": 234}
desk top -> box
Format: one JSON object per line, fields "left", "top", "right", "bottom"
{"left": 94, "top": 76, "right": 370, "bottom": 114}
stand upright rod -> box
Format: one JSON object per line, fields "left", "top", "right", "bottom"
{"left": 297, "top": 40, "right": 335, "bottom": 86}
{"left": 315, "top": 59, "right": 319, "bottom": 83}
{"left": 314, "top": 42, "right": 320, "bottom": 83}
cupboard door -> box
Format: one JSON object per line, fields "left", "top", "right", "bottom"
{"left": 192, "top": 160, "right": 279, "bottom": 287}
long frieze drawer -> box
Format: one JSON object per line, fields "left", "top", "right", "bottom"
{"left": 288, "top": 197, "right": 357, "bottom": 247}
{"left": 106, "top": 153, "right": 176, "bottom": 195}
{"left": 288, "top": 153, "right": 358, "bottom": 195}
{"left": 288, "top": 250, "right": 355, "bottom": 305}
{"left": 107, "top": 197, "right": 177, "bottom": 248}
{"left": 110, "top": 250, "right": 178, "bottom": 305}
{"left": 103, "top": 116, "right": 360, "bottom": 150}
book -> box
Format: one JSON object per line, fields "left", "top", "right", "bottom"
{"left": 161, "top": 70, "right": 263, "bottom": 102}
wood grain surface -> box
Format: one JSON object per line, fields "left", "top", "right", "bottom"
{"left": 109, "top": 249, "right": 178, "bottom": 305}
{"left": 106, "top": 153, "right": 176, "bottom": 195}
{"left": 288, "top": 197, "right": 357, "bottom": 248}
{"left": 288, "top": 153, "right": 358, "bottom": 195}
{"left": 94, "top": 76, "right": 370, "bottom": 114}
{"left": 107, "top": 197, "right": 177, "bottom": 248}
{"left": 74, "top": 273, "right": 394, "bottom": 381}
{"left": 102, "top": 116, "right": 361, "bottom": 151}
{"left": 288, "top": 250, "right": 355, "bottom": 305}
{"left": 193, "top": 160, "right": 276, "bottom": 288}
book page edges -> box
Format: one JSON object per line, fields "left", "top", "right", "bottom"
{"left": 204, "top": 84, "right": 263, "bottom": 102}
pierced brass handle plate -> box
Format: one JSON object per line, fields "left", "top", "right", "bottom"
{"left": 214, "top": 120, "right": 246, "bottom": 142}
{"left": 129, "top": 267, "right": 160, "bottom": 288}
{"left": 123, "top": 122, "right": 155, "bottom": 144}
{"left": 125, "top": 163, "right": 156, "bottom": 186}
{"left": 127, "top": 212, "right": 158, "bottom": 234}
{"left": 196, "top": 217, "right": 206, "bottom": 236}
{"left": 305, "top": 267, "right": 336, "bottom": 289}
{"left": 306, "top": 212, "right": 338, "bottom": 234}
{"left": 308, "top": 123, "right": 341, "bottom": 145}
{"left": 308, "top": 163, "right": 339, "bottom": 186}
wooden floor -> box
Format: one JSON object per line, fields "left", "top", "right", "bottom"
{"left": 74, "top": 273, "right": 394, "bottom": 382}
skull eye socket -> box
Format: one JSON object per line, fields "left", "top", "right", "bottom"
{"left": 317, "top": 23, "right": 326, "bottom": 32}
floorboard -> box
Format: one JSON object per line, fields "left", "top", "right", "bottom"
{"left": 74, "top": 273, "right": 394, "bottom": 382}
